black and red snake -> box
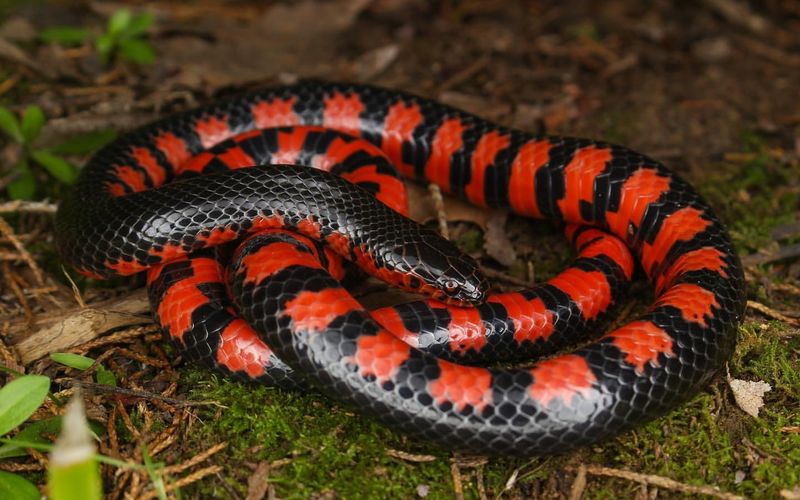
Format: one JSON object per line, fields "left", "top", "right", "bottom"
{"left": 55, "top": 81, "right": 746, "bottom": 455}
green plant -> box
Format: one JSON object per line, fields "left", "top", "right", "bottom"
{"left": 0, "top": 374, "right": 51, "bottom": 498}
{"left": 0, "top": 105, "right": 73, "bottom": 199}
{"left": 142, "top": 446, "right": 169, "bottom": 500}
{"left": 50, "top": 353, "right": 117, "bottom": 387}
{"left": 0, "top": 383, "right": 104, "bottom": 500}
{"left": 0, "top": 105, "right": 116, "bottom": 199}
{"left": 40, "top": 8, "right": 155, "bottom": 65}
{"left": 0, "top": 355, "right": 165, "bottom": 498}
{"left": 48, "top": 394, "right": 102, "bottom": 500}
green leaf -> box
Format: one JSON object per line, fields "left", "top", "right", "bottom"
{"left": 0, "top": 375, "right": 50, "bottom": 436}
{"left": 0, "top": 471, "right": 40, "bottom": 500}
{"left": 39, "top": 26, "right": 91, "bottom": 45}
{"left": 30, "top": 151, "right": 78, "bottom": 184}
{"left": 0, "top": 437, "right": 51, "bottom": 452}
{"left": 125, "top": 12, "right": 155, "bottom": 37}
{"left": 95, "top": 367, "right": 117, "bottom": 387}
{"left": 21, "top": 106, "right": 45, "bottom": 144}
{"left": 0, "top": 417, "right": 62, "bottom": 459}
{"left": 50, "top": 353, "right": 95, "bottom": 371}
{"left": 96, "top": 34, "right": 114, "bottom": 62}
{"left": 48, "top": 395, "right": 102, "bottom": 500}
{"left": 118, "top": 39, "right": 155, "bottom": 65}
{"left": 51, "top": 129, "right": 117, "bottom": 154}
{"left": 7, "top": 161, "right": 36, "bottom": 200}
{"left": 0, "top": 106, "right": 23, "bottom": 143}
{"left": 108, "top": 9, "right": 132, "bottom": 37}
{"left": 142, "top": 446, "right": 167, "bottom": 500}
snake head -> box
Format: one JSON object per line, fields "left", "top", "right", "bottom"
{"left": 396, "top": 232, "right": 489, "bottom": 306}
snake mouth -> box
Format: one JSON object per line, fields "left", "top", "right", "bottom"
{"left": 432, "top": 274, "right": 489, "bottom": 306}
{"left": 457, "top": 278, "right": 489, "bottom": 305}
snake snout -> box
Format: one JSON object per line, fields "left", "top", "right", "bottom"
{"left": 410, "top": 234, "right": 489, "bottom": 306}
{"left": 440, "top": 274, "right": 488, "bottom": 305}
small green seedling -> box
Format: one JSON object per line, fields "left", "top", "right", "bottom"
{"left": 0, "top": 106, "right": 116, "bottom": 199}
{"left": 40, "top": 8, "right": 155, "bottom": 65}
{"left": 0, "top": 105, "right": 75, "bottom": 199}
{"left": 50, "top": 352, "right": 117, "bottom": 386}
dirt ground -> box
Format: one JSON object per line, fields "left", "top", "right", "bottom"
{"left": 1, "top": 1, "right": 799, "bottom": 498}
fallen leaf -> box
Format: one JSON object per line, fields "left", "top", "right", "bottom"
{"left": 0, "top": 36, "right": 40, "bottom": 72}
{"left": 406, "top": 182, "right": 489, "bottom": 229}
{"left": 512, "top": 102, "right": 545, "bottom": 130}
{"left": 34, "top": 44, "right": 83, "bottom": 80}
{"left": 437, "top": 91, "right": 512, "bottom": 121}
{"left": 352, "top": 44, "right": 400, "bottom": 80}
{"left": 0, "top": 17, "right": 37, "bottom": 42}
{"left": 781, "top": 486, "right": 800, "bottom": 500}
{"left": 692, "top": 37, "right": 732, "bottom": 63}
{"left": 728, "top": 376, "right": 771, "bottom": 418}
{"left": 246, "top": 461, "right": 271, "bottom": 500}
{"left": 484, "top": 210, "right": 516, "bottom": 266}
{"left": 543, "top": 97, "right": 579, "bottom": 130}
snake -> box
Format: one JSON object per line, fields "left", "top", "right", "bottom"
{"left": 55, "top": 81, "right": 746, "bottom": 455}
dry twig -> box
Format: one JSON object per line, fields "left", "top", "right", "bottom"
{"left": 438, "top": 55, "right": 490, "bottom": 92}
{"left": 140, "top": 465, "right": 223, "bottom": 500}
{"left": 572, "top": 465, "right": 743, "bottom": 499}
{"left": 0, "top": 462, "right": 44, "bottom": 472}
{"left": 62, "top": 380, "right": 218, "bottom": 408}
{"left": 450, "top": 457, "right": 465, "bottom": 500}
{"left": 705, "top": 0, "right": 769, "bottom": 33}
{"left": 0, "top": 200, "right": 57, "bottom": 214}
{"left": 428, "top": 183, "right": 450, "bottom": 239}
{"left": 747, "top": 300, "right": 800, "bottom": 326}
{"left": 165, "top": 442, "right": 227, "bottom": 475}
{"left": 0, "top": 217, "right": 44, "bottom": 285}
{"left": 385, "top": 449, "right": 437, "bottom": 462}
{"left": 568, "top": 464, "right": 588, "bottom": 500}
{"left": 9, "top": 289, "right": 150, "bottom": 364}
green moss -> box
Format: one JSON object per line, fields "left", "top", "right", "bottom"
{"left": 528, "top": 251, "right": 572, "bottom": 281}
{"left": 734, "top": 322, "right": 800, "bottom": 394}
{"left": 181, "top": 369, "right": 461, "bottom": 498}
{"left": 697, "top": 131, "right": 800, "bottom": 254}
{"left": 455, "top": 226, "right": 483, "bottom": 253}
{"left": 591, "top": 109, "right": 640, "bottom": 146}
{"left": 566, "top": 21, "right": 602, "bottom": 41}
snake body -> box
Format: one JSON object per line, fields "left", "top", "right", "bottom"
{"left": 56, "top": 81, "right": 746, "bottom": 455}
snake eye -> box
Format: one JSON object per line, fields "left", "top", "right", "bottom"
{"left": 443, "top": 279, "right": 460, "bottom": 295}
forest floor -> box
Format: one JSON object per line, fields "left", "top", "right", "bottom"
{"left": 0, "top": 1, "right": 798, "bottom": 498}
